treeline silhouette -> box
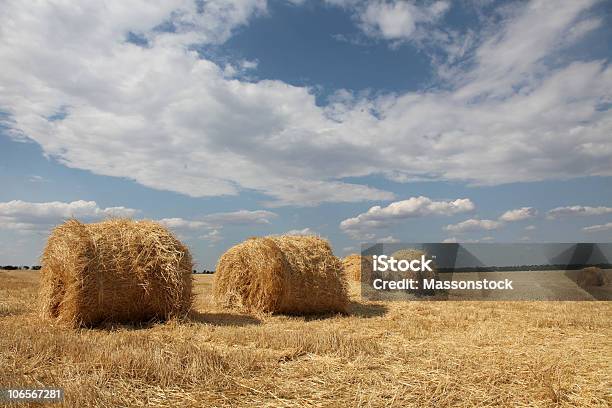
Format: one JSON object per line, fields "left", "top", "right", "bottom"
{"left": 437, "top": 263, "right": 612, "bottom": 273}
{"left": 2, "top": 265, "right": 215, "bottom": 273}
{"left": 1, "top": 265, "right": 41, "bottom": 270}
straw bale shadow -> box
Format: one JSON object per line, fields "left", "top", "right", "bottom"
{"left": 94, "top": 320, "right": 163, "bottom": 331}
{"left": 300, "top": 301, "right": 388, "bottom": 321}
{"left": 89, "top": 312, "right": 261, "bottom": 330}
{"left": 189, "top": 311, "right": 262, "bottom": 326}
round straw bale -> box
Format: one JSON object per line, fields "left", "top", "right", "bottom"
{"left": 577, "top": 266, "right": 608, "bottom": 287}
{"left": 214, "top": 235, "right": 348, "bottom": 314}
{"left": 390, "top": 248, "right": 438, "bottom": 296}
{"left": 40, "top": 219, "right": 193, "bottom": 327}
{"left": 342, "top": 254, "right": 373, "bottom": 282}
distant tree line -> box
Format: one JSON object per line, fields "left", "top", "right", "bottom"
{"left": 192, "top": 269, "right": 215, "bottom": 274}
{"left": 437, "top": 263, "right": 612, "bottom": 273}
{"left": 2, "top": 265, "right": 214, "bottom": 273}
{"left": 1, "top": 265, "right": 42, "bottom": 270}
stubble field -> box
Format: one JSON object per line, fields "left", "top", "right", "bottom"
{"left": 0, "top": 269, "right": 610, "bottom": 407}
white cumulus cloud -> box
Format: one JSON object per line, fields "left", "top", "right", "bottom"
{"left": 0, "top": 200, "right": 139, "bottom": 230}
{"left": 203, "top": 210, "right": 277, "bottom": 225}
{"left": 444, "top": 218, "right": 503, "bottom": 233}
{"left": 442, "top": 236, "right": 492, "bottom": 243}
{"left": 582, "top": 222, "right": 612, "bottom": 233}
{"left": 157, "top": 218, "right": 208, "bottom": 230}
{"left": 0, "top": 0, "right": 610, "bottom": 207}
{"left": 499, "top": 207, "right": 538, "bottom": 222}
{"left": 285, "top": 227, "right": 316, "bottom": 236}
{"left": 200, "top": 229, "right": 223, "bottom": 243}
{"left": 546, "top": 206, "right": 612, "bottom": 219}
{"left": 158, "top": 210, "right": 277, "bottom": 233}
{"left": 357, "top": 0, "right": 449, "bottom": 41}
{"left": 340, "top": 196, "right": 474, "bottom": 239}
{"left": 377, "top": 235, "right": 399, "bottom": 243}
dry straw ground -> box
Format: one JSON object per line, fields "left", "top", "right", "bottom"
{"left": 0, "top": 269, "right": 610, "bottom": 407}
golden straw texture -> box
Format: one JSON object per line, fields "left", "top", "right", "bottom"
{"left": 577, "top": 267, "right": 608, "bottom": 287}
{"left": 40, "top": 218, "right": 193, "bottom": 327}
{"left": 214, "top": 235, "right": 348, "bottom": 314}
{"left": 342, "top": 254, "right": 372, "bottom": 282}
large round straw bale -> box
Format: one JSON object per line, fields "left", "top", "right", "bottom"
{"left": 40, "top": 219, "right": 193, "bottom": 327}
{"left": 390, "top": 248, "right": 438, "bottom": 296}
{"left": 214, "top": 235, "right": 348, "bottom": 314}
{"left": 577, "top": 266, "right": 608, "bottom": 287}
{"left": 342, "top": 254, "right": 373, "bottom": 282}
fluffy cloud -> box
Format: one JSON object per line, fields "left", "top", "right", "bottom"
{"left": 0, "top": 200, "right": 272, "bottom": 236}
{"left": 446, "top": 206, "right": 537, "bottom": 235}
{"left": 377, "top": 235, "right": 399, "bottom": 243}
{"left": 203, "top": 210, "right": 277, "bottom": 225}
{"left": 0, "top": 0, "right": 610, "bottom": 207}
{"left": 444, "top": 219, "right": 503, "bottom": 233}
{"left": 357, "top": 0, "right": 449, "bottom": 41}
{"left": 340, "top": 196, "right": 474, "bottom": 238}
{"left": 582, "top": 222, "right": 612, "bottom": 233}
{"left": 158, "top": 209, "right": 276, "bottom": 244}
{"left": 285, "top": 227, "right": 316, "bottom": 236}
{"left": 28, "top": 175, "right": 47, "bottom": 183}
{"left": 128, "top": 0, "right": 267, "bottom": 47}
{"left": 0, "top": 200, "right": 138, "bottom": 230}
{"left": 546, "top": 206, "right": 612, "bottom": 219}
{"left": 159, "top": 210, "right": 277, "bottom": 232}
{"left": 499, "top": 207, "right": 538, "bottom": 222}
{"left": 200, "top": 229, "right": 223, "bottom": 243}
{"left": 442, "top": 236, "right": 493, "bottom": 243}
{"left": 157, "top": 218, "right": 208, "bottom": 230}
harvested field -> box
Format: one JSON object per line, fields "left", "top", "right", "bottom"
{"left": 0, "top": 269, "right": 610, "bottom": 407}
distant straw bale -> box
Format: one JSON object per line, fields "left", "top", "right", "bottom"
{"left": 214, "top": 235, "right": 348, "bottom": 314}
{"left": 40, "top": 219, "right": 193, "bottom": 327}
{"left": 577, "top": 266, "right": 608, "bottom": 287}
{"left": 342, "top": 254, "right": 373, "bottom": 282}
{"left": 390, "top": 248, "right": 438, "bottom": 296}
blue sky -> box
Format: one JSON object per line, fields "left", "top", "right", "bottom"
{"left": 1, "top": 0, "right": 611, "bottom": 269}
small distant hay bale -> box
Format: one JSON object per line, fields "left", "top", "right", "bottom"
{"left": 40, "top": 219, "right": 193, "bottom": 327}
{"left": 389, "top": 248, "right": 438, "bottom": 296}
{"left": 342, "top": 254, "right": 373, "bottom": 282}
{"left": 577, "top": 267, "right": 608, "bottom": 287}
{"left": 214, "top": 235, "right": 348, "bottom": 314}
